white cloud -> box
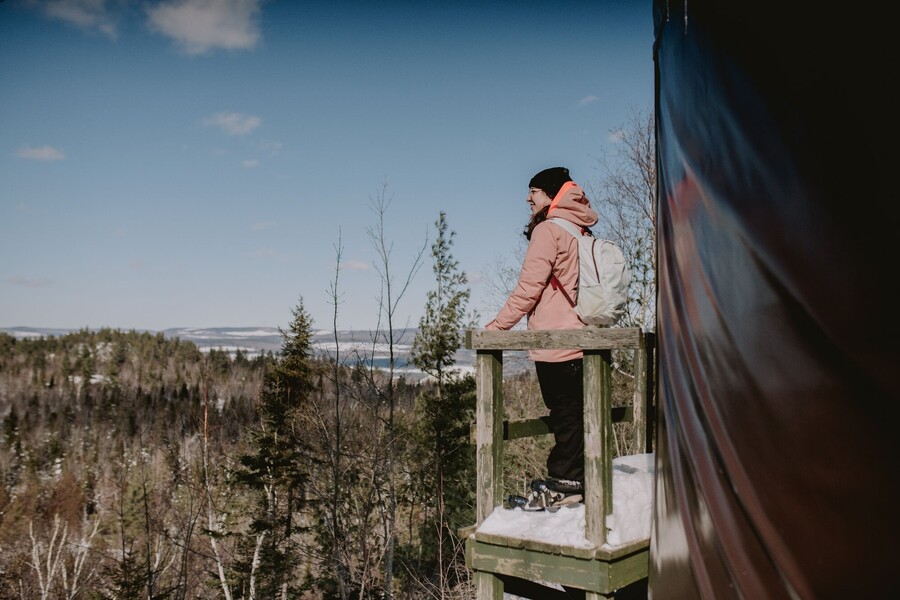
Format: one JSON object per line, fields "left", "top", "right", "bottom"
{"left": 147, "top": 0, "right": 262, "bottom": 55}
{"left": 344, "top": 261, "right": 371, "bottom": 272}
{"left": 17, "top": 145, "right": 65, "bottom": 161}
{"left": 203, "top": 111, "right": 261, "bottom": 135}
{"left": 242, "top": 159, "right": 259, "bottom": 168}
{"left": 251, "top": 221, "right": 273, "bottom": 231}
{"left": 5, "top": 276, "right": 53, "bottom": 288}
{"left": 36, "top": 0, "right": 119, "bottom": 38}
{"left": 578, "top": 95, "right": 600, "bottom": 107}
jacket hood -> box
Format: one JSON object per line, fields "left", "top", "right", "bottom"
{"left": 546, "top": 182, "right": 598, "bottom": 227}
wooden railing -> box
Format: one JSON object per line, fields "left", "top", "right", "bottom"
{"left": 463, "top": 327, "right": 655, "bottom": 599}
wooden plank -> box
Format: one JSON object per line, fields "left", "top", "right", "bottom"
{"left": 473, "top": 531, "right": 596, "bottom": 559}
{"left": 475, "top": 572, "right": 503, "bottom": 600}
{"left": 469, "top": 539, "right": 609, "bottom": 593}
{"left": 469, "top": 407, "right": 633, "bottom": 444}
{"left": 583, "top": 350, "right": 612, "bottom": 547}
{"left": 506, "top": 415, "right": 553, "bottom": 440}
{"left": 633, "top": 335, "right": 648, "bottom": 454}
{"left": 606, "top": 546, "right": 651, "bottom": 590}
{"left": 507, "top": 408, "right": 633, "bottom": 440}
{"left": 465, "top": 327, "right": 642, "bottom": 351}
{"left": 457, "top": 524, "right": 477, "bottom": 539}
{"left": 472, "top": 531, "right": 650, "bottom": 561}
{"left": 644, "top": 332, "right": 657, "bottom": 453}
{"left": 475, "top": 350, "right": 504, "bottom": 525}
{"left": 594, "top": 538, "right": 651, "bottom": 561}
{"left": 505, "top": 408, "right": 631, "bottom": 440}
{"left": 468, "top": 538, "right": 649, "bottom": 595}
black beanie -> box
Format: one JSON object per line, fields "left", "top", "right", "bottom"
{"left": 529, "top": 167, "right": 573, "bottom": 200}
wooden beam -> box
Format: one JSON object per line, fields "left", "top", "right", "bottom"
{"left": 465, "top": 327, "right": 642, "bottom": 351}
{"left": 468, "top": 538, "right": 650, "bottom": 595}
{"left": 583, "top": 349, "right": 612, "bottom": 548}
{"left": 472, "top": 531, "right": 650, "bottom": 561}
{"left": 633, "top": 334, "right": 648, "bottom": 454}
{"left": 475, "top": 572, "right": 503, "bottom": 600}
{"left": 474, "top": 349, "right": 504, "bottom": 600}
{"left": 644, "top": 332, "right": 657, "bottom": 453}
{"left": 475, "top": 350, "right": 504, "bottom": 526}
{"left": 468, "top": 407, "right": 634, "bottom": 444}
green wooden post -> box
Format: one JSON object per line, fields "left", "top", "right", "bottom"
{"left": 633, "top": 333, "right": 648, "bottom": 454}
{"left": 475, "top": 349, "right": 504, "bottom": 600}
{"left": 644, "top": 332, "right": 656, "bottom": 453}
{"left": 583, "top": 349, "right": 613, "bottom": 548}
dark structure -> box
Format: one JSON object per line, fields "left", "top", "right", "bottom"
{"left": 652, "top": 2, "right": 899, "bottom": 598}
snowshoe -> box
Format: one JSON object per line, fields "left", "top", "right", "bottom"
{"left": 543, "top": 477, "right": 584, "bottom": 495}
{"left": 506, "top": 494, "right": 531, "bottom": 510}
{"left": 506, "top": 479, "right": 584, "bottom": 512}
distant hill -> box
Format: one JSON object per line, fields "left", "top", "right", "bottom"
{"left": 0, "top": 326, "right": 533, "bottom": 379}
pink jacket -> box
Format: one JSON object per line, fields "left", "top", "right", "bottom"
{"left": 485, "top": 182, "right": 599, "bottom": 362}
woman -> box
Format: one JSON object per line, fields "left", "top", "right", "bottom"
{"left": 484, "top": 166, "right": 598, "bottom": 510}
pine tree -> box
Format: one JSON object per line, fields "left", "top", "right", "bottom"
{"left": 236, "top": 298, "right": 319, "bottom": 597}
{"left": 412, "top": 213, "right": 471, "bottom": 383}
{"left": 410, "top": 212, "right": 476, "bottom": 590}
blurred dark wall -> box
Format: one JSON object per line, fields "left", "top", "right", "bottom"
{"left": 651, "top": 2, "right": 900, "bottom": 598}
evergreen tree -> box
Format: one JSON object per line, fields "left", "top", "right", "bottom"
{"left": 236, "top": 298, "right": 319, "bottom": 597}
{"left": 412, "top": 213, "right": 471, "bottom": 383}
{"left": 410, "top": 212, "right": 476, "bottom": 588}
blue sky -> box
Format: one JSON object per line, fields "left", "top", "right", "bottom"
{"left": 1, "top": 0, "right": 654, "bottom": 333}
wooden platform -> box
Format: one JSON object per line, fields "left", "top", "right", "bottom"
{"left": 463, "top": 327, "right": 655, "bottom": 600}
{"left": 467, "top": 532, "right": 649, "bottom": 597}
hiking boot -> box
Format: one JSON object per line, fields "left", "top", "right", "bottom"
{"left": 546, "top": 492, "right": 583, "bottom": 512}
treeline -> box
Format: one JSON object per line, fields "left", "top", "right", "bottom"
{"left": 0, "top": 329, "right": 266, "bottom": 455}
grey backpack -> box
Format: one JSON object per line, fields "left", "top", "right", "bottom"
{"left": 548, "top": 217, "right": 630, "bottom": 326}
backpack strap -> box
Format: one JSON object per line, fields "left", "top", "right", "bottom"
{"left": 546, "top": 217, "right": 583, "bottom": 308}
{"left": 547, "top": 216, "right": 586, "bottom": 238}
{"left": 550, "top": 274, "right": 576, "bottom": 307}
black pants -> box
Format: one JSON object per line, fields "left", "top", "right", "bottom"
{"left": 535, "top": 358, "right": 584, "bottom": 483}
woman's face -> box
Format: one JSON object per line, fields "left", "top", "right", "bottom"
{"left": 527, "top": 187, "right": 551, "bottom": 215}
